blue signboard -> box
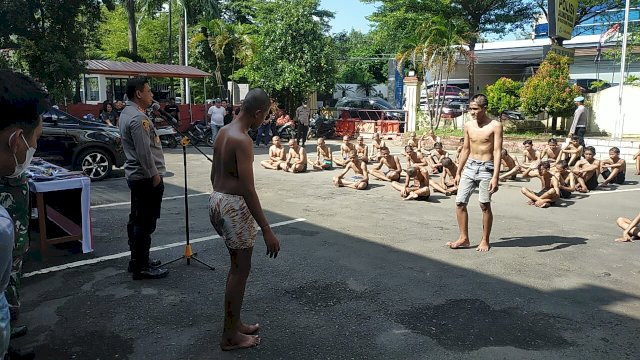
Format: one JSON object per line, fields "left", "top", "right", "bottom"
{"left": 394, "top": 67, "right": 404, "bottom": 109}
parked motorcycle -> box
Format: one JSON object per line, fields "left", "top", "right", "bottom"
{"left": 156, "top": 126, "right": 179, "bottom": 148}
{"left": 277, "top": 121, "right": 296, "bottom": 141}
{"left": 185, "top": 120, "right": 213, "bottom": 146}
{"left": 307, "top": 115, "right": 336, "bottom": 140}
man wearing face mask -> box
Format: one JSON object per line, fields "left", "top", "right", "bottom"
{"left": 295, "top": 100, "right": 311, "bottom": 147}
{"left": 0, "top": 70, "right": 47, "bottom": 359}
{"left": 119, "top": 77, "right": 169, "bottom": 280}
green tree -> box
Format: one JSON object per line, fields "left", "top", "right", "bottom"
{"left": 520, "top": 53, "right": 582, "bottom": 132}
{"left": 0, "top": 0, "right": 105, "bottom": 102}
{"left": 333, "top": 30, "right": 387, "bottom": 84}
{"left": 485, "top": 77, "right": 523, "bottom": 115}
{"left": 234, "top": 0, "right": 336, "bottom": 113}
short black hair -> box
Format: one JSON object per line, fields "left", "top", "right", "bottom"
{"left": 523, "top": 139, "right": 533, "bottom": 146}
{"left": 0, "top": 70, "right": 48, "bottom": 133}
{"left": 585, "top": 146, "right": 596, "bottom": 154}
{"left": 501, "top": 148, "right": 508, "bottom": 156}
{"left": 470, "top": 94, "right": 488, "bottom": 108}
{"left": 380, "top": 146, "right": 389, "bottom": 151}
{"left": 442, "top": 157, "right": 452, "bottom": 167}
{"left": 125, "top": 77, "right": 149, "bottom": 100}
{"left": 434, "top": 142, "right": 442, "bottom": 149}
{"left": 459, "top": 137, "right": 464, "bottom": 143}
{"left": 405, "top": 166, "right": 417, "bottom": 177}
{"left": 548, "top": 138, "right": 557, "bottom": 144}
{"left": 241, "top": 88, "right": 271, "bottom": 114}
{"left": 571, "top": 135, "right": 580, "bottom": 141}
{"left": 610, "top": 147, "right": 620, "bottom": 154}
{"left": 556, "top": 160, "right": 568, "bottom": 168}
{"left": 538, "top": 160, "right": 550, "bottom": 170}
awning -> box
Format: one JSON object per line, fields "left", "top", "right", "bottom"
{"left": 85, "top": 60, "right": 211, "bottom": 78}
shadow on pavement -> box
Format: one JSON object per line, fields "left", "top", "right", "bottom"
{"left": 493, "top": 235, "right": 587, "bottom": 252}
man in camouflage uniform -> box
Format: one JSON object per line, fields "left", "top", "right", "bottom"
{"left": 0, "top": 174, "right": 29, "bottom": 325}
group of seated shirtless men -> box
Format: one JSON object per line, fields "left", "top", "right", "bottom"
{"left": 260, "top": 131, "right": 631, "bottom": 206}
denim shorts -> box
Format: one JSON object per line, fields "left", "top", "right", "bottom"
{"left": 455, "top": 159, "right": 495, "bottom": 204}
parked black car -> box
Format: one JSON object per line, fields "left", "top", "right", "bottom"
{"left": 335, "top": 97, "right": 406, "bottom": 121}
{"left": 37, "top": 108, "right": 125, "bottom": 181}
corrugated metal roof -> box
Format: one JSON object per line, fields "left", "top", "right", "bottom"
{"left": 85, "top": 60, "right": 211, "bottom": 78}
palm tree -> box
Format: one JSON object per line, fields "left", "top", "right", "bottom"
{"left": 396, "top": 16, "right": 469, "bottom": 130}
{"left": 336, "top": 84, "right": 353, "bottom": 98}
{"left": 357, "top": 78, "right": 377, "bottom": 97}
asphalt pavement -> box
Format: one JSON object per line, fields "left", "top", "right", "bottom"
{"left": 13, "top": 140, "right": 640, "bottom": 360}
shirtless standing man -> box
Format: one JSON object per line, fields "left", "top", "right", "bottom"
{"left": 391, "top": 166, "right": 430, "bottom": 200}
{"left": 431, "top": 157, "right": 459, "bottom": 196}
{"left": 310, "top": 137, "right": 333, "bottom": 170}
{"left": 333, "top": 135, "right": 356, "bottom": 167}
{"left": 209, "top": 88, "right": 280, "bottom": 351}
{"left": 447, "top": 94, "right": 503, "bottom": 252}
{"left": 333, "top": 150, "right": 369, "bottom": 190}
{"left": 371, "top": 133, "right": 387, "bottom": 162}
{"left": 559, "top": 136, "right": 583, "bottom": 166}
{"left": 573, "top": 146, "right": 600, "bottom": 192}
{"left": 600, "top": 147, "right": 626, "bottom": 187}
{"left": 355, "top": 136, "right": 370, "bottom": 163}
{"left": 370, "top": 146, "right": 402, "bottom": 181}
{"left": 260, "top": 136, "right": 286, "bottom": 170}
{"left": 281, "top": 139, "right": 307, "bottom": 173}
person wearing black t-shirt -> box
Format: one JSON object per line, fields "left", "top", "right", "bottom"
{"left": 164, "top": 97, "right": 180, "bottom": 121}
{"left": 222, "top": 99, "right": 233, "bottom": 125}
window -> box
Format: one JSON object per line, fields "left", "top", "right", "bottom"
{"left": 84, "top": 77, "right": 99, "bottom": 102}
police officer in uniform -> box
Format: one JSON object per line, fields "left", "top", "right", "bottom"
{"left": 119, "top": 77, "right": 169, "bottom": 280}
{"left": 295, "top": 100, "right": 311, "bottom": 146}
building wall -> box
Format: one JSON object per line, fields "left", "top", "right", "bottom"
{"left": 591, "top": 85, "right": 640, "bottom": 135}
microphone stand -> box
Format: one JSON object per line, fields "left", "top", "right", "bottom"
{"left": 158, "top": 108, "right": 215, "bottom": 271}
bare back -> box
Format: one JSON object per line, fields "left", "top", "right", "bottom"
{"left": 211, "top": 125, "right": 252, "bottom": 195}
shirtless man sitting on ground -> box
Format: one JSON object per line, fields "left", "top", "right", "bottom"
{"left": 333, "top": 150, "right": 369, "bottom": 190}
{"left": 427, "top": 142, "right": 448, "bottom": 173}
{"left": 403, "top": 145, "right": 430, "bottom": 169}
{"left": 370, "top": 146, "right": 402, "bottom": 181}
{"left": 280, "top": 139, "right": 307, "bottom": 173}
{"left": 333, "top": 135, "right": 356, "bottom": 167}
{"left": 559, "top": 136, "right": 583, "bottom": 166}
{"left": 551, "top": 159, "right": 576, "bottom": 199}
{"left": 355, "top": 135, "right": 370, "bottom": 163}
{"left": 498, "top": 148, "right": 520, "bottom": 181}
{"left": 573, "top": 146, "right": 600, "bottom": 192}
{"left": 521, "top": 160, "right": 575, "bottom": 208}
{"left": 407, "top": 131, "right": 419, "bottom": 149}
{"left": 519, "top": 139, "right": 541, "bottom": 177}
{"left": 260, "top": 136, "right": 286, "bottom": 170}
{"left": 421, "top": 130, "right": 441, "bottom": 152}
{"left": 539, "top": 138, "right": 561, "bottom": 163}
{"left": 600, "top": 147, "right": 626, "bottom": 187}
{"left": 371, "top": 132, "right": 387, "bottom": 162}
{"left": 309, "top": 137, "right": 333, "bottom": 170}
{"left": 615, "top": 212, "right": 640, "bottom": 242}
{"left": 431, "top": 157, "right": 459, "bottom": 196}
{"left": 391, "top": 166, "right": 430, "bottom": 200}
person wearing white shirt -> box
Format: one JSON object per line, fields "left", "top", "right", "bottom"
{"left": 207, "top": 98, "right": 226, "bottom": 144}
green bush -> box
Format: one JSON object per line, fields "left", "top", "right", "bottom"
{"left": 486, "top": 77, "right": 523, "bottom": 115}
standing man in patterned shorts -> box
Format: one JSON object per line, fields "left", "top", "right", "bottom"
{"left": 447, "top": 94, "right": 503, "bottom": 252}
{"left": 209, "top": 88, "right": 280, "bottom": 351}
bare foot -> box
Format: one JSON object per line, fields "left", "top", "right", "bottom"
{"left": 614, "top": 237, "right": 633, "bottom": 242}
{"left": 403, "top": 192, "right": 419, "bottom": 201}
{"left": 476, "top": 241, "right": 490, "bottom": 252}
{"left": 220, "top": 333, "right": 261, "bottom": 351}
{"left": 239, "top": 323, "right": 260, "bottom": 335}
{"left": 527, "top": 200, "right": 534, "bottom": 205}
{"left": 446, "top": 239, "right": 470, "bottom": 249}
{"left": 537, "top": 202, "right": 551, "bottom": 208}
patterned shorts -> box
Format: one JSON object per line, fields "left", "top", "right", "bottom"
{"left": 209, "top": 191, "right": 257, "bottom": 250}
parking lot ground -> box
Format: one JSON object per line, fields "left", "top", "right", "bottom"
{"left": 14, "top": 143, "right": 640, "bottom": 360}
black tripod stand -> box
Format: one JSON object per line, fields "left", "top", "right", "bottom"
{"left": 157, "top": 105, "right": 215, "bottom": 270}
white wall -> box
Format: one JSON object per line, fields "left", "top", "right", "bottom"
{"left": 590, "top": 85, "right": 640, "bottom": 136}
{"left": 334, "top": 83, "right": 388, "bottom": 99}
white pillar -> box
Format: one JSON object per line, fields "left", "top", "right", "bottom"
{"left": 403, "top": 76, "right": 420, "bottom": 132}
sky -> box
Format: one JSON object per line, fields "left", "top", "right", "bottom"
{"left": 320, "top": 0, "right": 375, "bottom": 34}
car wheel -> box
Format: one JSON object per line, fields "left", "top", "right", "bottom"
{"left": 77, "top": 148, "right": 112, "bottom": 181}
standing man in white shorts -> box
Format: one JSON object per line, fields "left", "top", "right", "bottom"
{"left": 447, "top": 94, "right": 503, "bottom": 252}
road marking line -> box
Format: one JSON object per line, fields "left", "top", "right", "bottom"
{"left": 23, "top": 218, "right": 306, "bottom": 278}
{"left": 91, "top": 192, "right": 210, "bottom": 209}
{"left": 584, "top": 187, "right": 640, "bottom": 195}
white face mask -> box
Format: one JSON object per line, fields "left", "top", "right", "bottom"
{"left": 8, "top": 132, "right": 36, "bottom": 178}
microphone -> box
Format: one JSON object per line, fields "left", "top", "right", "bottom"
{"left": 152, "top": 101, "right": 178, "bottom": 126}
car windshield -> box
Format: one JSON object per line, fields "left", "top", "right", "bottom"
{"left": 372, "top": 99, "right": 395, "bottom": 110}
